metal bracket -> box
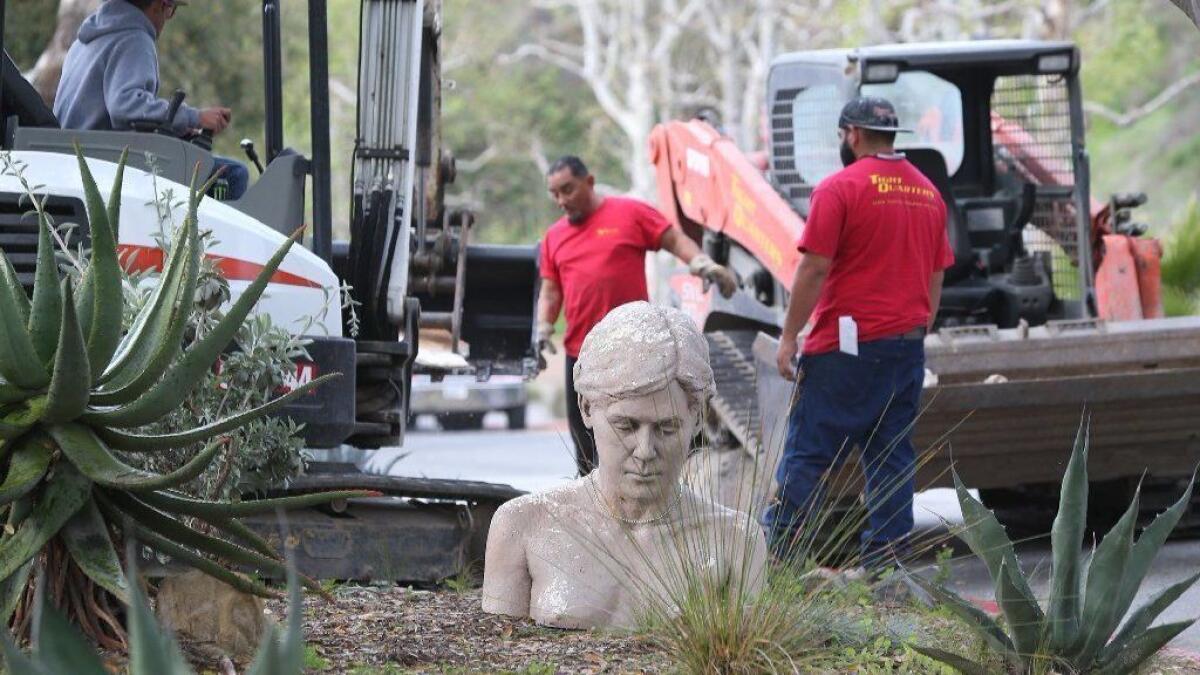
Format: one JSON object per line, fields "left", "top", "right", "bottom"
{"left": 1044, "top": 318, "right": 1106, "bottom": 336}
{"left": 355, "top": 146, "right": 410, "bottom": 161}
{"left": 935, "top": 324, "right": 999, "bottom": 346}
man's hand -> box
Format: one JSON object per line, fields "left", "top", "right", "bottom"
{"left": 688, "top": 254, "right": 738, "bottom": 298}
{"left": 198, "top": 107, "right": 232, "bottom": 135}
{"left": 536, "top": 320, "right": 557, "bottom": 369}
{"left": 776, "top": 334, "right": 799, "bottom": 381}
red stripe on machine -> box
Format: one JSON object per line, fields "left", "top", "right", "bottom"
{"left": 117, "top": 244, "right": 322, "bottom": 288}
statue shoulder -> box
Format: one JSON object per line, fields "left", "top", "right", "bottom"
{"left": 494, "top": 477, "right": 593, "bottom": 527}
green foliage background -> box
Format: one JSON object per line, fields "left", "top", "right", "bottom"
{"left": 5, "top": 0, "right": 1199, "bottom": 243}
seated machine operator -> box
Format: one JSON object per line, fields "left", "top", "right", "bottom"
{"left": 54, "top": 0, "right": 250, "bottom": 200}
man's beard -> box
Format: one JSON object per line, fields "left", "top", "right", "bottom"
{"left": 839, "top": 139, "right": 857, "bottom": 167}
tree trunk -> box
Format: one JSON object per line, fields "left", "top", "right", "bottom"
{"left": 26, "top": 0, "right": 100, "bottom": 106}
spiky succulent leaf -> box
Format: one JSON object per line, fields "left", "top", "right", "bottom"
{"left": 97, "top": 168, "right": 201, "bottom": 396}
{"left": 1112, "top": 468, "right": 1197, "bottom": 632}
{"left": 995, "top": 557, "right": 1044, "bottom": 659}
{"left": 907, "top": 571, "right": 1018, "bottom": 660}
{"left": 909, "top": 645, "right": 993, "bottom": 675}
{"left": 1072, "top": 481, "right": 1142, "bottom": 666}
{"left": 105, "top": 148, "right": 128, "bottom": 241}
{"left": 1046, "top": 417, "right": 1089, "bottom": 650}
{"left": 125, "top": 545, "right": 193, "bottom": 675}
{"left": 48, "top": 423, "right": 222, "bottom": 491}
{"left": 1093, "top": 620, "right": 1195, "bottom": 675}
{"left": 953, "top": 470, "right": 1041, "bottom": 612}
{"left": 33, "top": 604, "right": 110, "bottom": 675}
{"left": 0, "top": 379, "right": 32, "bottom": 406}
{"left": 0, "top": 250, "right": 30, "bottom": 326}
{"left": 0, "top": 435, "right": 52, "bottom": 506}
{"left": 73, "top": 146, "right": 124, "bottom": 379}
{"left": 0, "top": 558, "right": 33, "bottom": 624}
{"left": 121, "top": 520, "right": 281, "bottom": 600}
{"left": 247, "top": 564, "right": 305, "bottom": 675}
{"left": 0, "top": 398, "right": 47, "bottom": 441}
{"left": 41, "top": 279, "right": 90, "bottom": 424}
{"left": 60, "top": 499, "right": 130, "bottom": 603}
{"left": 203, "top": 516, "right": 282, "bottom": 562}
{"left": 104, "top": 492, "right": 323, "bottom": 594}
{"left": 85, "top": 227, "right": 303, "bottom": 428}
{"left": 27, "top": 212, "right": 62, "bottom": 367}
{"left": 0, "top": 630, "right": 43, "bottom": 675}
{"left": 98, "top": 373, "right": 340, "bottom": 452}
{"left": 1102, "top": 570, "right": 1200, "bottom": 663}
{"left": 0, "top": 251, "right": 49, "bottom": 390}
{"left": 74, "top": 270, "right": 94, "bottom": 346}
{"left": 0, "top": 464, "right": 91, "bottom": 581}
{"left": 141, "top": 488, "right": 378, "bottom": 520}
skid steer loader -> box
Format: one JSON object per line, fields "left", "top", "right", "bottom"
{"left": 0, "top": 0, "right": 538, "bottom": 581}
{"left": 651, "top": 40, "right": 1200, "bottom": 530}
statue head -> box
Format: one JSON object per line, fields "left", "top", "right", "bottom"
{"left": 573, "top": 302, "right": 715, "bottom": 502}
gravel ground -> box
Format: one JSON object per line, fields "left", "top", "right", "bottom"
{"left": 268, "top": 586, "right": 672, "bottom": 674}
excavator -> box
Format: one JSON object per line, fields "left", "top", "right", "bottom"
{"left": 0, "top": 0, "right": 538, "bottom": 580}
{"left": 651, "top": 40, "right": 1200, "bottom": 528}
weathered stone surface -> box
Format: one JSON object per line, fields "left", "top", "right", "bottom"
{"left": 155, "top": 569, "right": 269, "bottom": 660}
{"left": 482, "top": 302, "right": 768, "bottom": 629}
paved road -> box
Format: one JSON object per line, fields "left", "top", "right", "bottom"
{"left": 350, "top": 427, "right": 1200, "bottom": 652}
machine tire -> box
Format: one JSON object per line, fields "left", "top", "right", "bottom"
{"left": 506, "top": 405, "right": 527, "bottom": 430}
{"left": 438, "top": 412, "right": 484, "bottom": 431}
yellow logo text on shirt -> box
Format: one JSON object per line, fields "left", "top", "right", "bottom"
{"left": 869, "top": 174, "right": 937, "bottom": 201}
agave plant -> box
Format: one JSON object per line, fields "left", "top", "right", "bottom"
{"left": 0, "top": 147, "right": 365, "bottom": 642}
{"left": 1, "top": 544, "right": 305, "bottom": 674}
{"left": 912, "top": 418, "right": 1199, "bottom": 674}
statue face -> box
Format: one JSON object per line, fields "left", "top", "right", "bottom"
{"left": 583, "top": 381, "right": 698, "bottom": 502}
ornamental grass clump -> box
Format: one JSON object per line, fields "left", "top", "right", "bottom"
{"left": 0, "top": 147, "right": 367, "bottom": 646}
{"left": 912, "top": 417, "right": 1199, "bottom": 674}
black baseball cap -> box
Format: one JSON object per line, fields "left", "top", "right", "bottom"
{"left": 838, "top": 96, "right": 911, "bottom": 133}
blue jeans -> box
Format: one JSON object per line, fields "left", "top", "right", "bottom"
{"left": 209, "top": 156, "right": 250, "bottom": 200}
{"left": 763, "top": 336, "right": 924, "bottom": 568}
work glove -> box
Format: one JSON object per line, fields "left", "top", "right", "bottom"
{"left": 689, "top": 254, "right": 738, "bottom": 299}
{"left": 536, "top": 320, "right": 557, "bottom": 370}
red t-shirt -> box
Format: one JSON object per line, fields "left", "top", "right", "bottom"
{"left": 540, "top": 197, "right": 671, "bottom": 357}
{"left": 798, "top": 155, "right": 953, "bottom": 355}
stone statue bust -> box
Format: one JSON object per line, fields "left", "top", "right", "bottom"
{"left": 482, "top": 302, "right": 767, "bottom": 629}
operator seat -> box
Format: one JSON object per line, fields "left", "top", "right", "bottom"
{"left": 904, "top": 148, "right": 975, "bottom": 284}
{"left": 904, "top": 147, "right": 1001, "bottom": 325}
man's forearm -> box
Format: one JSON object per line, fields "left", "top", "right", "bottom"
{"left": 660, "top": 226, "right": 702, "bottom": 264}
{"left": 537, "top": 286, "right": 562, "bottom": 326}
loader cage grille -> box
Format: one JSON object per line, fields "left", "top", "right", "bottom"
{"left": 991, "top": 74, "right": 1082, "bottom": 302}
{"left": 0, "top": 192, "right": 89, "bottom": 293}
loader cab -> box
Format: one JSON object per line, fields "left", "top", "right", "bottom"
{"left": 767, "top": 40, "right": 1094, "bottom": 327}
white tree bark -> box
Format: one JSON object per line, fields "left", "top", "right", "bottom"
{"left": 26, "top": 0, "right": 100, "bottom": 105}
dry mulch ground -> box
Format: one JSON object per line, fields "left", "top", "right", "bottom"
{"left": 267, "top": 585, "right": 672, "bottom": 674}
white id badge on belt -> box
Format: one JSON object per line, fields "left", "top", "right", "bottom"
{"left": 838, "top": 316, "right": 859, "bottom": 356}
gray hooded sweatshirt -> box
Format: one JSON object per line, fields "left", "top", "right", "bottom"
{"left": 53, "top": 0, "right": 200, "bottom": 132}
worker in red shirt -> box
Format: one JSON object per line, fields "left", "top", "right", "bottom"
{"left": 768, "top": 97, "right": 953, "bottom": 569}
{"left": 537, "top": 155, "right": 737, "bottom": 476}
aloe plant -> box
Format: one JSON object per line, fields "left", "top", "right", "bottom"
{"left": 0, "top": 147, "right": 368, "bottom": 636}
{"left": 912, "top": 418, "right": 1199, "bottom": 674}
{"left": 0, "top": 546, "right": 306, "bottom": 674}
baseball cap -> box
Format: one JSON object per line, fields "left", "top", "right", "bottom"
{"left": 838, "top": 96, "right": 911, "bottom": 133}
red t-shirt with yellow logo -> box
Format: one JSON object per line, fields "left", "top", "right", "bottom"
{"left": 798, "top": 155, "right": 953, "bottom": 355}
{"left": 540, "top": 197, "right": 672, "bottom": 357}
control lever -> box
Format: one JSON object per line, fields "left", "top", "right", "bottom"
{"left": 240, "top": 138, "right": 265, "bottom": 174}
{"left": 164, "top": 89, "right": 186, "bottom": 128}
